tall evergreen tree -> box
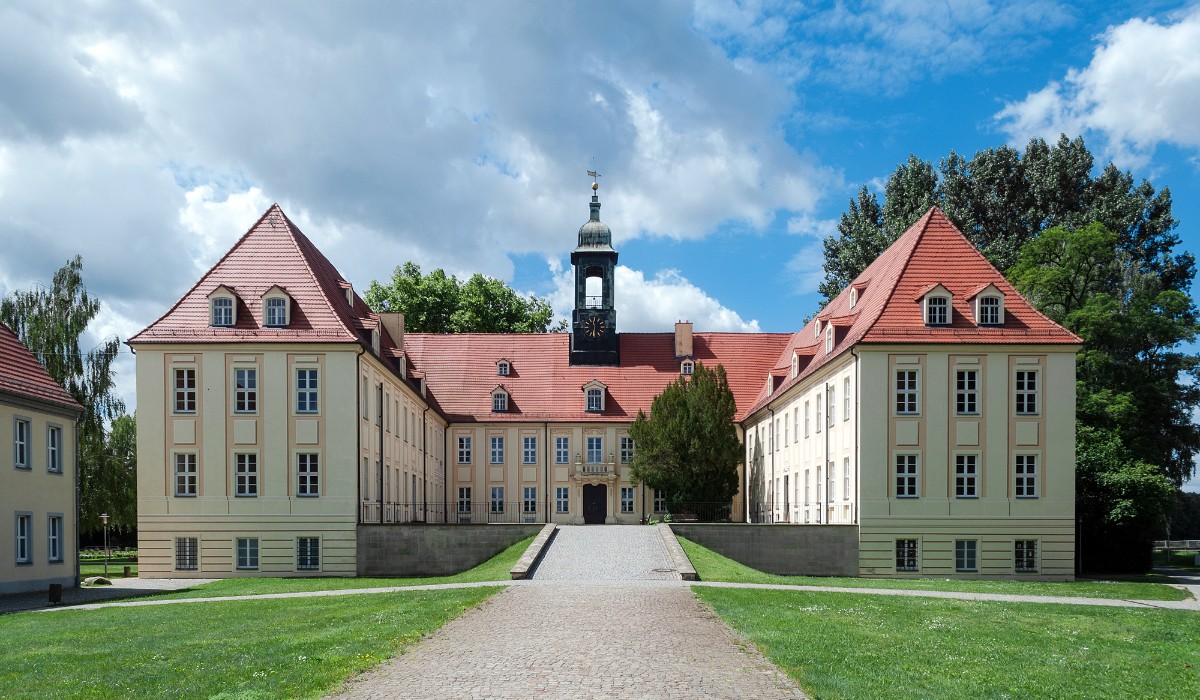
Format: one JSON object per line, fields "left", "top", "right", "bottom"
{"left": 1, "top": 256, "right": 129, "bottom": 535}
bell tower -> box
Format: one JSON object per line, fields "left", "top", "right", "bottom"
{"left": 570, "top": 174, "right": 619, "bottom": 366}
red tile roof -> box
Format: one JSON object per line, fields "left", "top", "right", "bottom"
{"left": 0, "top": 323, "right": 83, "bottom": 413}
{"left": 130, "top": 204, "right": 384, "bottom": 347}
{"left": 745, "top": 208, "right": 1080, "bottom": 416}
{"left": 403, "top": 332, "right": 791, "bottom": 423}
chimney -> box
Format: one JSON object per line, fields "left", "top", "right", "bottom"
{"left": 674, "top": 321, "right": 693, "bottom": 358}
{"left": 379, "top": 312, "right": 405, "bottom": 349}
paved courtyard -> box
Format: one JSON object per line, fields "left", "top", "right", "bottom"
{"left": 327, "top": 526, "right": 808, "bottom": 699}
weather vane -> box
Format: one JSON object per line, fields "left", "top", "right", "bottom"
{"left": 588, "top": 159, "right": 601, "bottom": 191}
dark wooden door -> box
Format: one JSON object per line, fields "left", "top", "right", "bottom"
{"left": 583, "top": 484, "right": 607, "bottom": 524}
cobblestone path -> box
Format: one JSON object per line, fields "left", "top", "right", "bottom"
{"left": 327, "top": 526, "right": 808, "bottom": 699}
{"left": 531, "top": 525, "right": 678, "bottom": 581}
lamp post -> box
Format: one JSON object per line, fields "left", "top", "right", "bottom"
{"left": 100, "top": 513, "right": 109, "bottom": 578}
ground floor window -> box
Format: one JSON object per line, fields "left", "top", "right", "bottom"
{"left": 48, "top": 515, "right": 63, "bottom": 563}
{"left": 955, "top": 539, "right": 978, "bottom": 572}
{"left": 620, "top": 487, "right": 634, "bottom": 513}
{"left": 1015, "top": 540, "right": 1038, "bottom": 573}
{"left": 523, "top": 487, "right": 537, "bottom": 514}
{"left": 490, "top": 486, "right": 505, "bottom": 514}
{"left": 653, "top": 489, "right": 666, "bottom": 513}
{"left": 236, "top": 537, "right": 259, "bottom": 570}
{"left": 176, "top": 537, "right": 198, "bottom": 570}
{"left": 297, "top": 537, "right": 320, "bottom": 571}
{"left": 458, "top": 487, "right": 471, "bottom": 513}
{"left": 14, "top": 513, "right": 32, "bottom": 564}
{"left": 556, "top": 487, "right": 569, "bottom": 514}
{"left": 895, "top": 539, "right": 918, "bottom": 572}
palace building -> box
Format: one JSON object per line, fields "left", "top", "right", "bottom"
{"left": 131, "top": 185, "right": 1079, "bottom": 579}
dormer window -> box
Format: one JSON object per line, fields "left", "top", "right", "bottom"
{"left": 371, "top": 327, "right": 380, "bottom": 355}
{"left": 849, "top": 287, "right": 858, "bottom": 309}
{"left": 497, "top": 360, "right": 511, "bottom": 376}
{"left": 813, "top": 320, "right": 822, "bottom": 338}
{"left": 492, "top": 388, "right": 509, "bottom": 412}
{"left": 681, "top": 360, "right": 694, "bottom": 376}
{"left": 972, "top": 286, "right": 1005, "bottom": 326}
{"left": 791, "top": 353, "right": 799, "bottom": 378}
{"left": 262, "top": 287, "right": 291, "bottom": 327}
{"left": 921, "top": 285, "right": 952, "bottom": 325}
{"left": 211, "top": 297, "right": 234, "bottom": 326}
{"left": 582, "top": 380, "right": 607, "bottom": 412}
{"left": 825, "top": 325, "right": 835, "bottom": 353}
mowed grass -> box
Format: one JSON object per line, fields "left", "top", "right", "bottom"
{"left": 0, "top": 587, "right": 496, "bottom": 700}
{"left": 696, "top": 586, "right": 1200, "bottom": 700}
{"left": 680, "top": 538, "right": 1190, "bottom": 601}
{"left": 147, "top": 534, "right": 534, "bottom": 600}
{"left": 79, "top": 560, "right": 138, "bottom": 578}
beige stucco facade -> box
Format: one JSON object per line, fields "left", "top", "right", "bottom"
{"left": 2, "top": 394, "right": 78, "bottom": 593}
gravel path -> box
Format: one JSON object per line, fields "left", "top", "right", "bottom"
{"left": 0, "top": 577, "right": 214, "bottom": 615}
{"left": 531, "top": 525, "right": 678, "bottom": 581}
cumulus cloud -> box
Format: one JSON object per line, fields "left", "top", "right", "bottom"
{"left": 549, "top": 263, "right": 759, "bottom": 334}
{"left": 996, "top": 6, "right": 1200, "bottom": 167}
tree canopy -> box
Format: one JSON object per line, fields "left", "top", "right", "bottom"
{"left": 1, "top": 256, "right": 132, "bottom": 535}
{"left": 627, "top": 362, "right": 742, "bottom": 507}
{"left": 364, "top": 261, "right": 564, "bottom": 333}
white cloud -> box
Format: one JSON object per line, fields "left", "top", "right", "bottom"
{"left": 784, "top": 241, "right": 827, "bottom": 296}
{"left": 550, "top": 264, "right": 759, "bottom": 333}
{"left": 179, "top": 185, "right": 272, "bottom": 273}
{"left": 996, "top": 6, "right": 1200, "bottom": 167}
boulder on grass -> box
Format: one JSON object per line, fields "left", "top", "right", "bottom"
{"left": 83, "top": 576, "right": 112, "bottom": 586}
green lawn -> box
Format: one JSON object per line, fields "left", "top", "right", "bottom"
{"left": 0, "top": 587, "right": 497, "bottom": 700}
{"left": 696, "top": 586, "right": 1200, "bottom": 700}
{"left": 1156, "top": 548, "right": 1200, "bottom": 570}
{"left": 79, "top": 560, "right": 138, "bottom": 578}
{"left": 144, "top": 534, "right": 533, "bottom": 600}
{"left": 680, "top": 538, "right": 1190, "bottom": 601}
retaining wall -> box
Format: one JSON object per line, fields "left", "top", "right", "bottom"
{"left": 669, "top": 524, "right": 859, "bottom": 577}
{"left": 357, "top": 524, "right": 543, "bottom": 577}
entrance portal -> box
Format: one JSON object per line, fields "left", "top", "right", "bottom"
{"left": 582, "top": 484, "right": 607, "bottom": 524}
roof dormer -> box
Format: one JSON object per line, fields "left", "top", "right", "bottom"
{"left": 491, "top": 385, "right": 510, "bottom": 412}
{"left": 680, "top": 359, "right": 694, "bottom": 376}
{"left": 338, "top": 280, "right": 354, "bottom": 307}
{"left": 261, "top": 286, "right": 292, "bottom": 327}
{"left": 824, "top": 324, "right": 835, "bottom": 353}
{"left": 918, "top": 284, "right": 953, "bottom": 326}
{"left": 496, "top": 359, "right": 512, "bottom": 376}
{"left": 970, "top": 284, "right": 1006, "bottom": 326}
{"left": 582, "top": 379, "right": 607, "bottom": 412}
{"left": 207, "top": 285, "right": 238, "bottom": 327}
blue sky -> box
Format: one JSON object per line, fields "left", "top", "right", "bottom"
{"left": 2, "top": 1, "right": 1199, "bottom": 483}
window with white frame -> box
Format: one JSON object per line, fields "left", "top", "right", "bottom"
{"left": 556, "top": 487, "right": 569, "bottom": 514}
{"left": 653, "top": 489, "right": 667, "bottom": 513}
{"left": 47, "top": 424, "right": 62, "bottom": 473}
{"left": 297, "top": 453, "right": 319, "bottom": 496}
{"left": 490, "top": 436, "right": 504, "bottom": 464}
{"left": 620, "top": 487, "right": 634, "bottom": 513}
{"left": 781, "top": 418, "right": 786, "bottom": 447}
{"left": 925, "top": 294, "right": 950, "bottom": 325}
{"left": 956, "top": 370, "right": 978, "bottom": 415}
{"left": 497, "top": 360, "right": 510, "bottom": 376}
{"left": 457, "top": 436, "right": 472, "bottom": 463}
{"left": 48, "top": 515, "right": 63, "bottom": 563}
{"left": 825, "top": 325, "right": 834, "bottom": 353}
{"left": 895, "top": 454, "right": 918, "bottom": 498}
{"left": 555, "top": 436, "right": 569, "bottom": 464}
{"left": 977, "top": 295, "right": 1003, "bottom": 325}
{"left": 175, "top": 453, "right": 197, "bottom": 496}
{"left": 1015, "top": 454, "right": 1038, "bottom": 497}
{"left": 827, "top": 460, "right": 836, "bottom": 501}
{"left": 523, "top": 436, "right": 537, "bottom": 464}
{"left": 13, "top": 417, "right": 30, "bottom": 469}
{"left": 955, "top": 540, "right": 978, "bottom": 572}
{"left": 1015, "top": 370, "right": 1039, "bottom": 415}
{"left": 849, "top": 287, "right": 858, "bottom": 309}
{"left": 264, "top": 296, "right": 288, "bottom": 327}
{"left": 174, "top": 368, "right": 197, "bottom": 413}
{"left": 793, "top": 407, "right": 799, "bottom": 437}
{"left": 458, "top": 487, "right": 472, "bottom": 513}
{"left": 895, "top": 369, "right": 919, "bottom": 414}
{"left": 844, "top": 377, "right": 851, "bottom": 420}
{"left": 1015, "top": 540, "right": 1038, "bottom": 573}
{"left": 843, "top": 457, "right": 851, "bottom": 501}
{"left": 296, "top": 368, "right": 319, "bottom": 413}
{"left": 955, "top": 454, "right": 978, "bottom": 498}
{"left": 586, "top": 387, "right": 603, "bottom": 411}
{"left": 827, "top": 385, "right": 836, "bottom": 427}
{"left": 236, "top": 537, "right": 259, "bottom": 570}
{"left": 896, "top": 539, "right": 918, "bottom": 572}
{"left": 681, "top": 360, "right": 694, "bottom": 376}
{"left": 816, "top": 396, "right": 823, "bottom": 433}
{"left": 297, "top": 537, "right": 320, "bottom": 571}
{"left": 15, "top": 513, "right": 31, "bottom": 564}
{"left": 804, "top": 401, "right": 810, "bottom": 437}
{"left": 791, "top": 354, "right": 799, "bottom": 378}
{"left": 586, "top": 436, "right": 602, "bottom": 463}
{"left": 492, "top": 391, "right": 508, "bottom": 412}
{"left": 620, "top": 436, "right": 634, "bottom": 463}
{"left": 175, "top": 537, "right": 198, "bottom": 570}
{"left": 235, "top": 368, "right": 257, "bottom": 413}
{"left": 490, "top": 486, "right": 505, "bottom": 513}
{"left": 211, "top": 296, "right": 234, "bottom": 326}
{"left": 523, "top": 486, "right": 537, "bottom": 514}
{"left": 235, "top": 453, "right": 258, "bottom": 497}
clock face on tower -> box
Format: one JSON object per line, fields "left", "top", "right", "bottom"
{"left": 584, "top": 315, "right": 606, "bottom": 338}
